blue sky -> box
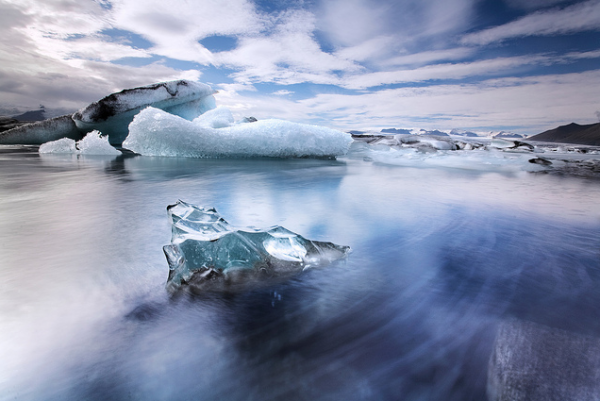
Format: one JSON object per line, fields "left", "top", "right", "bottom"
{"left": 0, "top": 0, "right": 599, "bottom": 134}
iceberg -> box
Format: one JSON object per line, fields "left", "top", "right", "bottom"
{"left": 163, "top": 200, "right": 351, "bottom": 292}
{"left": 124, "top": 107, "right": 353, "bottom": 158}
{"left": 1, "top": 80, "right": 216, "bottom": 146}
{"left": 72, "top": 80, "right": 216, "bottom": 145}
{"left": 39, "top": 130, "right": 121, "bottom": 156}
{"left": 0, "top": 115, "right": 82, "bottom": 145}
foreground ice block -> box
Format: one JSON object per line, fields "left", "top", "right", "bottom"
{"left": 124, "top": 107, "right": 353, "bottom": 158}
{"left": 73, "top": 80, "right": 216, "bottom": 145}
{"left": 163, "top": 201, "right": 351, "bottom": 292}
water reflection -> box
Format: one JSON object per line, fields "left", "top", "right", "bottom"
{"left": 489, "top": 319, "right": 600, "bottom": 401}
{"left": 1, "top": 147, "right": 600, "bottom": 400}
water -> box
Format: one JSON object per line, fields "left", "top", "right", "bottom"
{"left": 1, "top": 146, "right": 599, "bottom": 400}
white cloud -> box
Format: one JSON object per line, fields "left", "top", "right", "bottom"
{"left": 318, "top": 0, "right": 477, "bottom": 49}
{"left": 272, "top": 90, "right": 293, "bottom": 96}
{"left": 218, "top": 70, "right": 600, "bottom": 134}
{"left": 380, "top": 47, "right": 476, "bottom": 67}
{"left": 317, "top": 0, "right": 389, "bottom": 47}
{"left": 109, "top": 0, "right": 266, "bottom": 64}
{"left": 299, "top": 70, "right": 600, "bottom": 133}
{"left": 462, "top": 0, "right": 600, "bottom": 45}
{"left": 216, "top": 9, "right": 360, "bottom": 84}
{"left": 340, "top": 55, "right": 553, "bottom": 89}
{"left": 334, "top": 35, "right": 399, "bottom": 63}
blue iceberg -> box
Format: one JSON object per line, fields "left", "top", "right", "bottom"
{"left": 163, "top": 201, "right": 351, "bottom": 292}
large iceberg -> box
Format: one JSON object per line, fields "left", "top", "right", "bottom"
{"left": 72, "top": 80, "right": 216, "bottom": 145}
{"left": 124, "top": 107, "right": 353, "bottom": 158}
{"left": 1, "top": 80, "right": 216, "bottom": 146}
{"left": 163, "top": 201, "right": 351, "bottom": 292}
{"left": 0, "top": 115, "right": 82, "bottom": 145}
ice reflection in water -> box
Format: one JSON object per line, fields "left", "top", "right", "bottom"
{"left": 0, "top": 146, "right": 599, "bottom": 400}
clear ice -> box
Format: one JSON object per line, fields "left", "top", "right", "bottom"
{"left": 163, "top": 200, "right": 351, "bottom": 292}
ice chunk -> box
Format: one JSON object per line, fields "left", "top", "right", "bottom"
{"left": 124, "top": 107, "right": 353, "bottom": 158}
{"left": 0, "top": 115, "right": 82, "bottom": 145}
{"left": 39, "top": 137, "right": 78, "bottom": 154}
{"left": 163, "top": 201, "right": 351, "bottom": 292}
{"left": 39, "top": 131, "right": 120, "bottom": 156}
{"left": 72, "top": 80, "right": 216, "bottom": 145}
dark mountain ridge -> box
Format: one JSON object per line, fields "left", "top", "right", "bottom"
{"left": 529, "top": 122, "right": 600, "bottom": 146}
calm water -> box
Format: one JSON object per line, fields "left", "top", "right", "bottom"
{"left": 1, "top": 146, "right": 600, "bottom": 401}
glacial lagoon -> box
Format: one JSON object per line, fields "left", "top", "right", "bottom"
{"left": 1, "top": 146, "right": 600, "bottom": 400}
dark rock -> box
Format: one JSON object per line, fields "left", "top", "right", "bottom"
{"left": 529, "top": 157, "right": 552, "bottom": 166}
{"left": 510, "top": 141, "right": 535, "bottom": 150}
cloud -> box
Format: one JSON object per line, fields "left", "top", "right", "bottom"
{"left": 380, "top": 47, "right": 476, "bottom": 67}
{"left": 462, "top": 0, "right": 600, "bottom": 45}
{"left": 503, "top": 0, "right": 573, "bottom": 10}
{"left": 216, "top": 9, "right": 360, "bottom": 84}
{"left": 109, "top": 0, "right": 266, "bottom": 64}
{"left": 218, "top": 69, "right": 600, "bottom": 133}
{"left": 339, "top": 55, "right": 553, "bottom": 89}
{"left": 272, "top": 90, "right": 293, "bottom": 96}
{"left": 317, "top": 0, "right": 477, "bottom": 49}
{"left": 303, "top": 70, "right": 600, "bottom": 132}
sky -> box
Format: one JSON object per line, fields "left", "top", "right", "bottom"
{"left": 0, "top": 0, "right": 599, "bottom": 135}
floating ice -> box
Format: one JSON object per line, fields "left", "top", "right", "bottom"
{"left": 163, "top": 200, "right": 351, "bottom": 292}
{"left": 39, "top": 131, "right": 120, "bottom": 156}
{"left": 345, "top": 135, "right": 557, "bottom": 172}
{"left": 0, "top": 115, "right": 82, "bottom": 145}
{"left": 124, "top": 107, "right": 353, "bottom": 158}
{"left": 73, "top": 80, "right": 216, "bottom": 145}
{"left": 1, "top": 80, "right": 216, "bottom": 146}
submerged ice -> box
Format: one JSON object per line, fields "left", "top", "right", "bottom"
{"left": 163, "top": 201, "right": 351, "bottom": 292}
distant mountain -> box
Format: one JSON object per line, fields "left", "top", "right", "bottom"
{"left": 528, "top": 122, "right": 600, "bottom": 146}
{"left": 450, "top": 129, "right": 479, "bottom": 137}
{"left": 13, "top": 108, "right": 46, "bottom": 122}
{"left": 420, "top": 129, "right": 449, "bottom": 136}
{"left": 493, "top": 131, "right": 523, "bottom": 139}
{"left": 381, "top": 128, "right": 412, "bottom": 135}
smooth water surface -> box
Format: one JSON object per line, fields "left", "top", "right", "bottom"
{"left": 1, "top": 146, "right": 599, "bottom": 400}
